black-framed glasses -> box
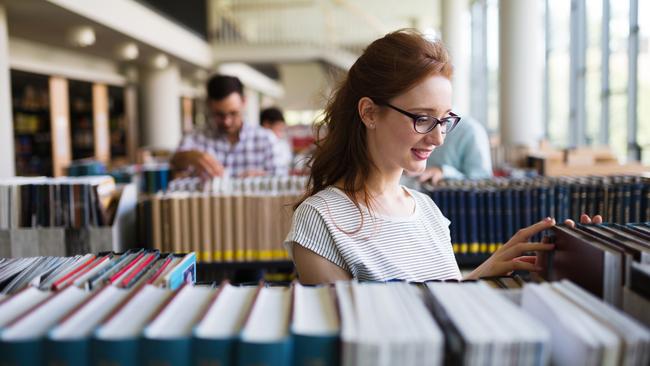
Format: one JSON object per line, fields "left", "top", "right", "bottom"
{"left": 376, "top": 101, "right": 461, "bottom": 134}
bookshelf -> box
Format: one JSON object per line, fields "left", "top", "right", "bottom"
{"left": 11, "top": 70, "right": 53, "bottom": 176}
{"left": 108, "top": 85, "right": 127, "bottom": 166}
{"left": 68, "top": 79, "right": 95, "bottom": 161}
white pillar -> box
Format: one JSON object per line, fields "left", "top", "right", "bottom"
{"left": 441, "top": 0, "right": 471, "bottom": 115}
{"left": 499, "top": 0, "right": 543, "bottom": 147}
{"left": 140, "top": 64, "right": 182, "bottom": 150}
{"left": 244, "top": 87, "right": 260, "bottom": 126}
{"left": 0, "top": 5, "right": 15, "bottom": 177}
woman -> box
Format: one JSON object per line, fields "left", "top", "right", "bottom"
{"left": 284, "top": 29, "right": 601, "bottom": 284}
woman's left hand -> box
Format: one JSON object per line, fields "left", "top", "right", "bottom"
{"left": 464, "top": 214, "right": 603, "bottom": 280}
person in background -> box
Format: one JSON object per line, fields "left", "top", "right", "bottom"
{"left": 414, "top": 115, "right": 493, "bottom": 184}
{"left": 170, "top": 75, "right": 282, "bottom": 178}
{"left": 261, "top": 107, "right": 293, "bottom": 175}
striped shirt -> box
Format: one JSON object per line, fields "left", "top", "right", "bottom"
{"left": 177, "top": 123, "right": 282, "bottom": 177}
{"left": 285, "top": 186, "right": 462, "bottom": 282}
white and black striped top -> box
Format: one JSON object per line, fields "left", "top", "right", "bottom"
{"left": 284, "top": 186, "right": 462, "bottom": 282}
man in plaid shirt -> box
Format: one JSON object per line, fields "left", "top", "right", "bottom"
{"left": 171, "top": 75, "right": 283, "bottom": 178}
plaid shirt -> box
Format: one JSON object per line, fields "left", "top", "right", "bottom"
{"left": 176, "top": 123, "right": 283, "bottom": 177}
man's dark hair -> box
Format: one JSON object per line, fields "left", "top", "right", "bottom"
{"left": 207, "top": 75, "right": 244, "bottom": 100}
{"left": 260, "top": 107, "right": 285, "bottom": 125}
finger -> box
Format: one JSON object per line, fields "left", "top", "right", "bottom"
{"left": 564, "top": 219, "right": 575, "bottom": 228}
{"left": 579, "top": 214, "right": 592, "bottom": 224}
{"left": 195, "top": 158, "right": 217, "bottom": 177}
{"left": 199, "top": 155, "right": 222, "bottom": 176}
{"left": 511, "top": 260, "right": 543, "bottom": 272}
{"left": 513, "top": 242, "right": 555, "bottom": 253}
{"left": 513, "top": 256, "right": 537, "bottom": 264}
{"left": 593, "top": 215, "right": 603, "bottom": 224}
{"left": 431, "top": 173, "right": 443, "bottom": 184}
{"left": 200, "top": 156, "right": 223, "bottom": 177}
{"left": 511, "top": 217, "right": 556, "bottom": 242}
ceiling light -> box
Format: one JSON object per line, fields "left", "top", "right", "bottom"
{"left": 152, "top": 54, "right": 169, "bottom": 69}
{"left": 117, "top": 42, "right": 139, "bottom": 61}
{"left": 67, "top": 26, "right": 96, "bottom": 47}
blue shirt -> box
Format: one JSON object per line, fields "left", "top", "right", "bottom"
{"left": 426, "top": 116, "right": 493, "bottom": 179}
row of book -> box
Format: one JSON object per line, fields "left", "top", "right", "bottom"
{"left": 547, "top": 223, "right": 650, "bottom": 325}
{"left": 0, "top": 176, "right": 117, "bottom": 229}
{"left": 0, "top": 278, "right": 648, "bottom": 366}
{"left": 422, "top": 175, "right": 650, "bottom": 255}
{"left": 138, "top": 177, "right": 308, "bottom": 262}
{"left": 0, "top": 249, "right": 196, "bottom": 295}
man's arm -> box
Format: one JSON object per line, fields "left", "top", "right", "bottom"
{"left": 170, "top": 150, "right": 224, "bottom": 178}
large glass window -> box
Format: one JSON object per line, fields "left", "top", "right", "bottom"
{"left": 638, "top": 0, "right": 650, "bottom": 163}
{"left": 609, "top": 0, "right": 630, "bottom": 161}
{"left": 585, "top": 0, "right": 603, "bottom": 146}
{"left": 546, "top": 0, "right": 572, "bottom": 148}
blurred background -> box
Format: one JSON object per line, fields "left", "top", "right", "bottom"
{"left": 0, "top": 0, "right": 648, "bottom": 179}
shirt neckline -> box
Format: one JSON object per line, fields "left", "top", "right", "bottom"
{"left": 326, "top": 186, "right": 420, "bottom": 223}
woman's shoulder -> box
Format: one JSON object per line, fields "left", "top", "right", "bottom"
{"left": 299, "top": 186, "right": 356, "bottom": 212}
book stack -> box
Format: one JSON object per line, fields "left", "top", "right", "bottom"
{"left": 547, "top": 223, "right": 650, "bottom": 326}
{"left": 138, "top": 176, "right": 307, "bottom": 263}
{"left": 0, "top": 250, "right": 196, "bottom": 365}
{"left": 423, "top": 175, "right": 650, "bottom": 259}
{"left": 0, "top": 177, "right": 136, "bottom": 257}
{"left": 1, "top": 278, "right": 648, "bottom": 366}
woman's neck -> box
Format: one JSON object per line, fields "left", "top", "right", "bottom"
{"left": 365, "top": 166, "right": 404, "bottom": 199}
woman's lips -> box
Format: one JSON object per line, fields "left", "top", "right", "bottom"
{"left": 411, "top": 148, "right": 432, "bottom": 160}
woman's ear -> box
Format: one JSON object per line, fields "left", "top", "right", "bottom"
{"left": 358, "top": 97, "right": 377, "bottom": 130}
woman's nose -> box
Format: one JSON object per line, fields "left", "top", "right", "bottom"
{"left": 425, "top": 124, "right": 445, "bottom": 146}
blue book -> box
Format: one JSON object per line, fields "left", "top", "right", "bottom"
{"left": 162, "top": 252, "right": 197, "bottom": 290}
{"left": 512, "top": 187, "right": 521, "bottom": 235}
{"left": 477, "top": 190, "right": 487, "bottom": 254}
{"left": 237, "top": 286, "right": 293, "bottom": 366}
{"left": 503, "top": 188, "right": 514, "bottom": 243}
{"left": 140, "top": 285, "right": 215, "bottom": 366}
{"left": 467, "top": 189, "right": 479, "bottom": 255}
{"left": 487, "top": 190, "right": 496, "bottom": 253}
{"left": 91, "top": 285, "right": 173, "bottom": 366}
{"left": 45, "top": 285, "right": 132, "bottom": 366}
{"left": 193, "top": 283, "right": 258, "bottom": 366}
{"left": 493, "top": 189, "right": 503, "bottom": 247}
{"left": 0, "top": 286, "right": 90, "bottom": 366}
{"left": 457, "top": 189, "right": 468, "bottom": 255}
{"left": 291, "top": 284, "right": 340, "bottom": 366}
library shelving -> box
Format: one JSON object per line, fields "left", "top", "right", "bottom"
{"left": 11, "top": 70, "right": 53, "bottom": 176}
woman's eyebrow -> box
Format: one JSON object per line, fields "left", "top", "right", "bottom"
{"left": 411, "top": 107, "right": 452, "bottom": 115}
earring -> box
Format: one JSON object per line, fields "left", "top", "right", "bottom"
{"left": 369, "top": 122, "right": 375, "bottom": 129}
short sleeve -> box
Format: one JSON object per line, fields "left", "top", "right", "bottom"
{"left": 284, "top": 203, "right": 349, "bottom": 271}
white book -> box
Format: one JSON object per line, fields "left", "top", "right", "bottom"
{"left": 0, "top": 287, "right": 51, "bottom": 328}
{"left": 240, "top": 286, "right": 291, "bottom": 343}
{"left": 0, "top": 286, "right": 90, "bottom": 340}
{"left": 49, "top": 285, "right": 131, "bottom": 340}
{"left": 95, "top": 284, "right": 171, "bottom": 340}
{"left": 291, "top": 283, "right": 339, "bottom": 337}
{"left": 194, "top": 283, "right": 257, "bottom": 339}
{"left": 145, "top": 285, "right": 214, "bottom": 339}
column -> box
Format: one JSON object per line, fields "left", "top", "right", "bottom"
{"left": 140, "top": 64, "right": 182, "bottom": 150}
{"left": 499, "top": 0, "right": 544, "bottom": 147}
{"left": 0, "top": 5, "right": 15, "bottom": 177}
{"left": 441, "top": 0, "right": 471, "bottom": 115}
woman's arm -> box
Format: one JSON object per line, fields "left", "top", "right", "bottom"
{"left": 290, "top": 242, "right": 352, "bottom": 284}
{"left": 464, "top": 214, "right": 603, "bottom": 280}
